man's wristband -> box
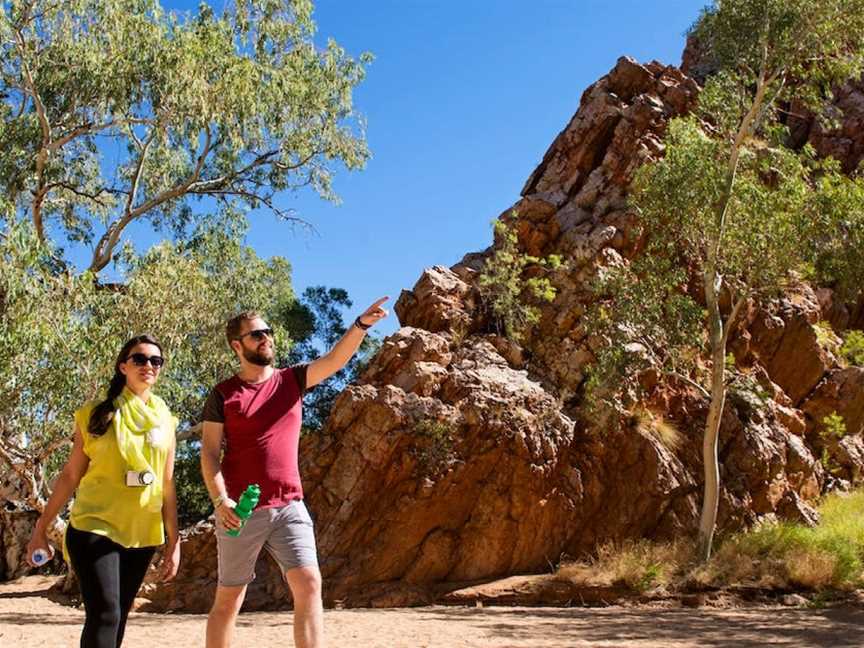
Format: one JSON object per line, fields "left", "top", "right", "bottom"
{"left": 353, "top": 316, "right": 372, "bottom": 331}
{"left": 212, "top": 494, "right": 225, "bottom": 509}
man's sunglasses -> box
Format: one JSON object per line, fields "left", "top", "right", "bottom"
{"left": 126, "top": 353, "right": 165, "bottom": 368}
{"left": 236, "top": 328, "right": 274, "bottom": 342}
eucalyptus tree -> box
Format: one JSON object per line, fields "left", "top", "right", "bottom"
{"left": 0, "top": 219, "right": 298, "bottom": 536}
{"left": 0, "top": 0, "right": 375, "bottom": 543}
{"left": 589, "top": 0, "right": 864, "bottom": 560}
{"left": 0, "top": 0, "right": 370, "bottom": 274}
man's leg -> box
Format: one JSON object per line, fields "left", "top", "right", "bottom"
{"left": 207, "top": 508, "right": 271, "bottom": 648}
{"left": 206, "top": 584, "right": 248, "bottom": 648}
{"left": 284, "top": 565, "right": 323, "bottom": 648}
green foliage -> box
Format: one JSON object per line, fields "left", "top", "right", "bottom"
{"left": 477, "top": 212, "right": 561, "bottom": 343}
{"left": 413, "top": 419, "right": 454, "bottom": 474}
{"left": 802, "top": 165, "right": 864, "bottom": 298}
{"left": 822, "top": 412, "right": 847, "bottom": 441}
{"left": 690, "top": 0, "right": 864, "bottom": 114}
{"left": 636, "top": 563, "right": 662, "bottom": 592}
{"left": 631, "top": 115, "right": 824, "bottom": 297}
{"left": 814, "top": 321, "right": 841, "bottom": 355}
{"left": 819, "top": 411, "right": 846, "bottom": 474}
{"left": 585, "top": 244, "right": 706, "bottom": 425}
{"left": 587, "top": 1, "right": 864, "bottom": 427}
{"left": 0, "top": 0, "right": 370, "bottom": 274}
{"left": 0, "top": 219, "right": 355, "bottom": 522}
{"left": 173, "top": 439, "right": 214, "bottom": 525}
{"left": 840, "top": 330, "right": 864, "bottom": 366}
{"left": 710, "top": 490, "right": 864, "bottom": 589}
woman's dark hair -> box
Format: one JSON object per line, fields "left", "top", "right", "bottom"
{"left": 88, "top": 334, "right": 164, "bottom": 437}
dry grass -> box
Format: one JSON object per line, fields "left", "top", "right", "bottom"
{"left": 786, "top": 549, "right": 839, "bottom": 589}
{"left": 557, "top": 490, "right": 864, "bottom": 594}
{"left": 557, "top": 539, "right": 694, "bottom": 592}
{"left": 633, "top": 407, "right": 684, "bottom": 451}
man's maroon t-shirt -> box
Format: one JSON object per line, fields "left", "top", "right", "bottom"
{"left": 202, "top": 366, "right": 308, "bottom": 508}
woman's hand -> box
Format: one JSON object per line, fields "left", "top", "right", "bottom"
{"left": 159, "top": 540, "right": 181, "bottom": 581}
{"left": 25, "top": 528, "right": 54, "bottom": 568}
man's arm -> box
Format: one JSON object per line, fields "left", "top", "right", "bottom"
{"left": 200, "top": 421, "right": 241, "bottom": 531}
{"left": 306, "top": 296, "right": 389, "bottom": 389}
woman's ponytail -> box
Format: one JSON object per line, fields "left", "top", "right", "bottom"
{"left": 87, "top": 371, "right": 126, "bottom": 437}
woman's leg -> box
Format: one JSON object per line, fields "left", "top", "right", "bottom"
{"left": 65, "top": 525, "right": 122, "bottom": 648}
{"left": 115, "top": 545, "right": 156, "bottom": 647}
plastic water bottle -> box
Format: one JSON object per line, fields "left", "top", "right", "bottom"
{"left": 226, "top": 484, "right": 260, "bottom": 537}
{"left": 31, "top": 549, "right": 50, "bottom": 566}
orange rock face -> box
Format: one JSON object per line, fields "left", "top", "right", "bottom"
{"left": 141, "top": 53, "right": 864, "bottom": 611}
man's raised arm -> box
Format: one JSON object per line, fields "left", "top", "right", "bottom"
{"left": 306, "top": 296, "right": 389, "bottom": 389}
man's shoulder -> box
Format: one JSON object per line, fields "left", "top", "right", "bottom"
{"left": 213, "top": 375, "right": 241, "bottom": 397}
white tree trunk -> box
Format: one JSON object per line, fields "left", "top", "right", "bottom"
{"left": 697, "top": 263, "right": 727, "bottom": 561}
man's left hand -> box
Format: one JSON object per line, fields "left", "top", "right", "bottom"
{"left": 357, "top": 296, "right": 389, "bottom": 328}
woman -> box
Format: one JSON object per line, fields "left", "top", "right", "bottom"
{"left": 27, "top": 334, "right": 181, "bottom": 648}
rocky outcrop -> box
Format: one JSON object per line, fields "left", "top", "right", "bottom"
{"left": 136, "top": 51, "right": 864, "bottom": 610}
{"left": 303, "top": 333, "right": 579, "bottom": 604}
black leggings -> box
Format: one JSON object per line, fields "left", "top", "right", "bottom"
{"left": 65, "top": 524, "right": 156, "bottom": 648}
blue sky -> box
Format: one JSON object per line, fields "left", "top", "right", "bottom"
{"left": 113, "top": 1, "right": 707, "bottom": 337}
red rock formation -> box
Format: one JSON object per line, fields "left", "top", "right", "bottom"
{"left": 140, "top": 52, "right": 864, "bottom": 611}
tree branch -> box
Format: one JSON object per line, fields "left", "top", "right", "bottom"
{"left": 186, "top": 149, "right": 317, "bottom": 194}
{"left": 0, "top": 441, "right": 42, "bottom": 509}
{"left": 45, "top": 182, "right": 114, "bottom": 207}
{"left": 713, "top": 18, "right": 773, "bottom": 259}
{"left": 189, "top": 186, "right": 307, "bottom": 225}
{"left": 124, "top": 130, "right": 157, "bottom": 217}
{"left": 88, "top": 127, "right": 213, "bottom": 273}
{"left": 48, "top": 117, "right": 156, "bottom": 152}
{"left": 176, "top": 422, "right": 202, "bottom": 443}
{"left": 721, "top": 293, "right": 749, "bottom": 351}
{"left": 15, "top": 27, "right": 51, "bottom": 243}
{"left": 668, "top": 371, "right": 711, "bottom": 400}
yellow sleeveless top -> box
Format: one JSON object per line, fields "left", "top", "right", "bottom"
{"left": 67, "top": 391, "right": 176, "bottom": 548}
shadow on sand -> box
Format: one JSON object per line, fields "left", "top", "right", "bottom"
{"left": 419, "top": 606, "right": 864, "bottom": 647}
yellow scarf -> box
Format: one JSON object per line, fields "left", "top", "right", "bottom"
{"left": 112, "top": 387, "right": 172, "bottom": 512}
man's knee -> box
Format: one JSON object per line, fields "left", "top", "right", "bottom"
{"left": 209, "top": 585, "right": 247, "bottom": 617}
{"left": 286, "top": 567, "right": 322, "bottom": 602}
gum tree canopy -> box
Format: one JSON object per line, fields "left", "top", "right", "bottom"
{"left": 0, "top": 0, "right": 370, "bottom": 273}
{"left": 0, "top": 0, "right": 373, "bottom": 565}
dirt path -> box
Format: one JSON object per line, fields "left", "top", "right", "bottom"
{"left": 1, "top": 576, "right": 861, "bottom": 647}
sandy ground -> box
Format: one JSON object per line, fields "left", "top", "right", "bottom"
{"left": 2, "top": 576, "right": 863, "bottom": 647}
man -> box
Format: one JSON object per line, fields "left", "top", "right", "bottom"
{"left": 201, "top": 297, "right": 388, "bottom": 648}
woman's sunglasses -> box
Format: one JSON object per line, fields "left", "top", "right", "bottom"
{"left": 236, "top": 328, "right": 274, "bottom": 342}
{"left": 127, "top": 353, "right": 165, "bottom": 368}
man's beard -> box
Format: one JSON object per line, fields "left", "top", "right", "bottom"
{"left": 242, "top": 345, "right": 274, "bottom": 366}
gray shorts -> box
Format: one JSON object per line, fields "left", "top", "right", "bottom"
{"left": 216, "top": 499, "right": 318, "bottom": 587}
